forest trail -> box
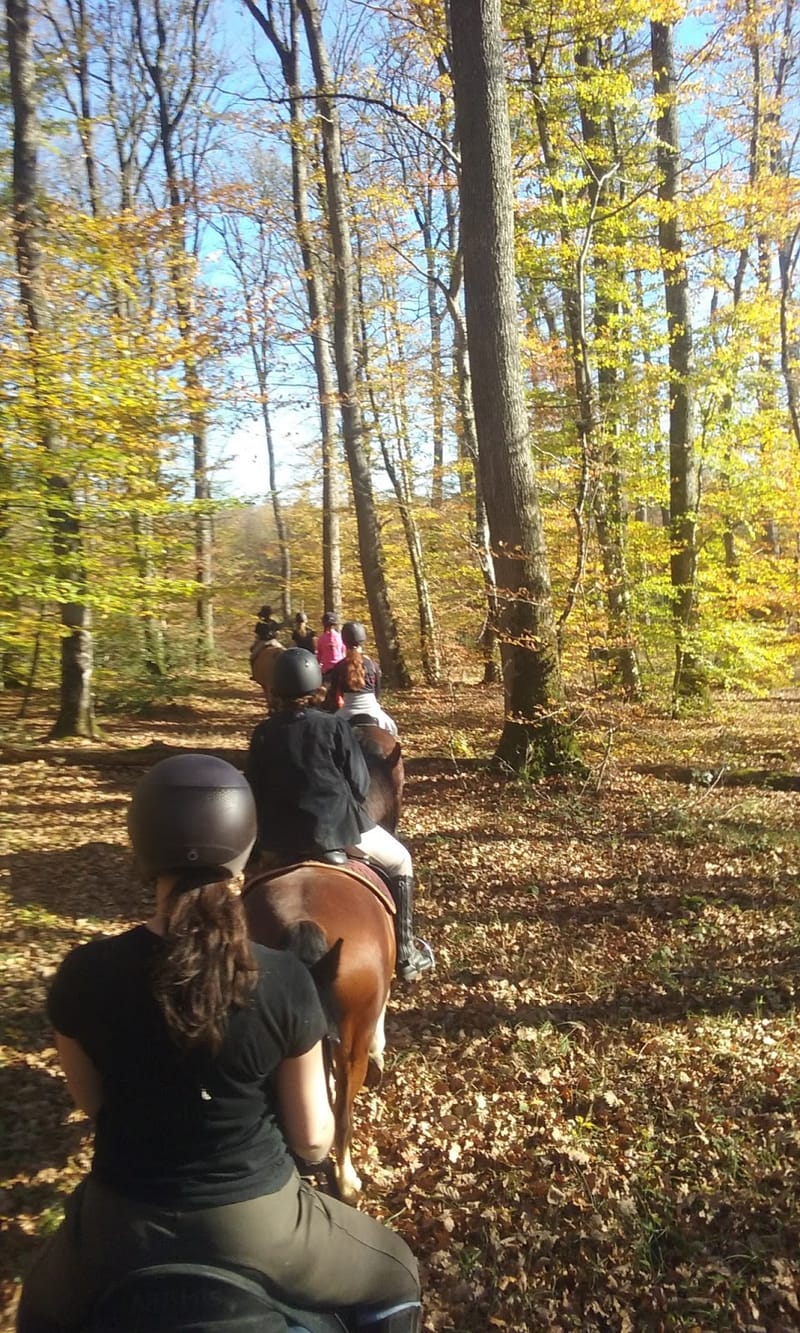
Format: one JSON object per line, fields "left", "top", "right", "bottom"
{"left": 2, "top": 680, "right": 800, "bottom": 1331}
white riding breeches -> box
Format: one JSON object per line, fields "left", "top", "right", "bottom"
{"left": 340, "top": 691, "right": 398, "bottom": 737}
{"left": 356, "top": 824, "right": 412, "bottom": 879}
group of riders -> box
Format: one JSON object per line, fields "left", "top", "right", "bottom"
{"left": 250, "top": 607, "right": 399, "bottom": 739}
{"left": 17, "top": 606, "right": 436, "bottom": 1333}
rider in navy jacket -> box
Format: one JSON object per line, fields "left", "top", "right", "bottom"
{"left": 245, "top": 649, "right": 434, "bottom": 984}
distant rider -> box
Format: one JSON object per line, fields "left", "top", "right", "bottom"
{"left": 245, "top": 648, "right": 434, "bottom": 984}
{"left": 315, "top": 611, "right": 345, "bottom": 684}
{"left": 326, "top": 621, "right": 398, "bottom": 736}
{"left": 291, "top": 611, "right": 317, "bottom": 655}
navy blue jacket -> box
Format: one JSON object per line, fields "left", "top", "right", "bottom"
{"left": 245, "top": 707, "right": 374, "bottom": 855}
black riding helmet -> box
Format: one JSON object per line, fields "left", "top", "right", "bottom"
{"left": 272, "top": 646, "right": 323, "bottom": 698}
{"left": 128, "top": 753, "right": 257, "bottom": 880}
{"left": 321, "top": 611, "right": 338, "bottom": 628}
{"left": 342, "top": 621, "right": 367, "bottom": 648}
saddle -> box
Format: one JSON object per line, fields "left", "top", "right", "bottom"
{"left": 258, "top": 856, "right": 395, "bottom": 915}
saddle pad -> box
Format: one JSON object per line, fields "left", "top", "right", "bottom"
{"left": 258, "top": 860, "right": 395, "bottom": 915}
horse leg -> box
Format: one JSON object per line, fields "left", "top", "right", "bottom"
{"left": 365, "top": 1001, "right": 387, "bottom": 1088}
{"left": 332, "top": 1041, "right": 371, "bottom": 1202}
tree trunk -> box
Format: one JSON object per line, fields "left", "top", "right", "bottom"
{"left": 296, "top": 0, "right": 411, "bottom": 687}
{"left": 443, "top": 263, "right": 500, "bottom": 682}
{"left": 7, "top": 0, "right": 97, "bottom": 738}
{"left": 243, "top": 0, "right": 343, "bottom": 617}
{"left": 651, "top": 20, "right": 705, "bottom": 708}
{"left": 261, "top": 383, "right": 292, "bottom": 621}
{"left": 354, "top": 247, "right": 442, "bottom": 685}
{"left": 523, "top": 28, "right": 641, "bottom": 700}
{"left": 417, "top": 199, "right": 445, "bottom": 508}
{"left": 132, "top": 0, "right": 214, "bottom": 665}
{"left": 449, "top": 0, "right": 581, "bottom": 774}
{"left": 575, "top": 39, "right": 642, "bottom": 700}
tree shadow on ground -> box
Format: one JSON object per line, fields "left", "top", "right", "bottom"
{"left": 424, "top": 861, "right": 798, "bottom": 927}
{"left": 6, "top": 843, "right": 146, "bottom": 923}
{"left": 395, "top": 952, "right": 800, "bottom": 1037}
{"left": 0, "top": 1062, "right": 86, "bottom": 1182}
{"left": 482, "top": 873, "right": 799, "bottom": 923}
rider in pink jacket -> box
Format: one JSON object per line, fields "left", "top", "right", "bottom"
{"left": 316, "top": 611, "right": 345, "bottom": 681}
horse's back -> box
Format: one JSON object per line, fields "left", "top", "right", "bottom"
{"left": 243, "top": 863, "right": 395, "bottom": 995}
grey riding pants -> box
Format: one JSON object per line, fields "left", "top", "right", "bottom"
{"left": 16, "top": 1170, "right": 420, "bottom": 1332}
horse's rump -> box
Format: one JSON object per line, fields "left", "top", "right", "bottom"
{"left": 251, "top": 640, "right": 285, "bottom": 696}
{"left": 351, "top": 723, "right": 404, "bottom": 835}
{"left": 243, "top": 860, "right": 396, "bottom": 1199}
{"left": 243, "top": 862, "right": 395, "bottom": 1014}
{"left": 253, "top": 858, "right": 394, "bottom": 914}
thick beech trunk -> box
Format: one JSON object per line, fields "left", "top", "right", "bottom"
{"left": 7, "top": 0, "right": 97, "bottom": 738}
{"left": 449, "top": 0, "right": 581, "bottom": 774}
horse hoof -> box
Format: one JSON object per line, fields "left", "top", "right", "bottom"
{"left": 338, "top": 1174, "right": 362, "bottom": 1203}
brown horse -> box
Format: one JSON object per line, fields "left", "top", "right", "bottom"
{"left": 250, "top": 639, "right": 284, "bottom": 702}
{"left": 350, "top": 720, "right": 404, "bottom": 835}
{"left": 243, "top": 860, "right": 396, "bottom": 1202}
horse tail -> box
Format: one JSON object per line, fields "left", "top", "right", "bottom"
{"left": 279, "top": 922, "right": 343, "bottom": 1040}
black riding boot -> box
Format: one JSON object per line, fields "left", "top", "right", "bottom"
{"left": 389, "top": 876, "right": 434, "bottom": 983}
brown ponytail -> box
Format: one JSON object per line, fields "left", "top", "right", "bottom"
{"left": 344, "top": 645, "right": 366, "bottom": 692}
{"left": 150, "top": 873, "right": 258, "bottom": 1054}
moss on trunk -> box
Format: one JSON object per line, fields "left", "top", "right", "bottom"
{"left": 495, "top": 713, "right": 586, "bottom": 778}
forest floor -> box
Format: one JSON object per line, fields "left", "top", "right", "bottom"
{"left": 2, "top": 677, "right": 800, "bottom": 1332}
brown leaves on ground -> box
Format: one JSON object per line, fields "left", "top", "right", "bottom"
{"left": 2, "top": 682, "right": 800, "bottom": 1331}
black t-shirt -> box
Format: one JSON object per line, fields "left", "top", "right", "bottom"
{"left": 327, "top": 654, "right": 381, "bottom": 701}
{"left": 245, "top": 706, "right": 373, "bottom": 855}
{"left": 47, "top": 927, "right": 327, "bottom": 1208}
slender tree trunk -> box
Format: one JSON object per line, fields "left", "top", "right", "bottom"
{"left": 0, "top": 453, "right": 26, "bottom": 687}
{"left": 7, "top": 0, "right": 97, "bottom": 737}
{"left": 244, "top": 0, "right": 343, "bottom": 616}
{"left": 354, "top": 247, "right": 442, "bottom": 684}
{"left": 415, "top": 199, "right": 445, "bottom": 507}
{"left": 651, "top": 20, "right": 705, "bottom": 707}
{"left": 132, "top": 0, "right": 214, "bottom": 665}
{"left": 444, "top": 266, "right": 500, "bottom": 682}
{"left": 575, "top": 40, "right": 641, "bottom": 700}
{"left": 296, "top": 0, "right": 411, "bottom": 686}
{"left": 523, "top": 29, "right": 641, "bottom": 699}
{"left": 55, "top": 1, "right": 167, "bottom": 676}
{"left": 449, "top": 0, "right": 581, "bottom": 774}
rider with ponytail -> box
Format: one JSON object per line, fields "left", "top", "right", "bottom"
{"left": 17, "top": 754, "right": 421, "bottom": 1333}
{"left": 326, "top": 621, "right": 398, "bottom": 736}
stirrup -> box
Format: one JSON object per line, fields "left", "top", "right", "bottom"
{"left": 397, "top": 938, "right": 435, "bottom": 982}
